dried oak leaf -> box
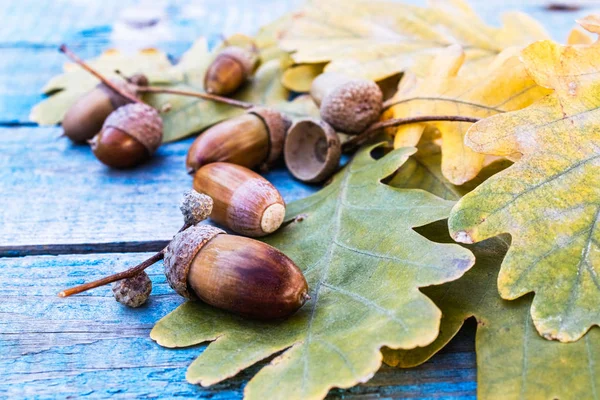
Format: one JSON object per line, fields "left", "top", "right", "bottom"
{"left": 449, "top": 18, "right": 600, "bottom": 342}
{"left": 277, "top": 0, "right": 548, "bottom": 83}
{"left": 382, "top": 223, "right": 600, "bottom": 399}
{"left": 386, "top": 45, "right": 550, "bottom": 185}
{"left": 151, "top": 145, "right": 475, "bottom": 400}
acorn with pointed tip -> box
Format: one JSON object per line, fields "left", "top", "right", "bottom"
{"left": 186, "top": 107, "right": 290, "bottom": 174}
{"left": 284, "top": 118, "right": 341, "bottom": 183}
{"left": 164, "top": 224, "right": 310, "bottom": 319}
{"left": 193, "top": 162, "right": 285, "bottom": 237}
{"left": 62, "top": 75, "right": 147, "bottom": 143}
{"left": 310, "top": 72, "right": 383, "bottom": 134}
{"left": 90, "top": 103, "right": 163, "bottom": 169}
{"left": 204, "top": 46, "right": 258, "bottom": 95}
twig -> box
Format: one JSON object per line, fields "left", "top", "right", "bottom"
{"left": 59, "top": 44, "right": 141, "bottom": 104}
{"left": 135, "top": 86, "right": 254, "bottom": 110}
{"left": 58, "top": 251, "right": 165, "bottom": 298}
{"left": 341, "top": 115, "right": 480, "bottom": 153}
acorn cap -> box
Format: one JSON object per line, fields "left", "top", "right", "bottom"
{"left": 320, "top": 78, "right": 383, "bottom": 134}
{"left": 164, "top": 225, "right": 225, "bottom": 299}
{"left": 98, "top": 78, "right": 139, "bottom": 109}
{"left": 102, "top": 103, "right": 163, "bottom": 154}
{"left": 180, "top": 189, "right": 213, "bottom": 226}
{"left": 112, "top": 271, "right": 152, "bottom": 308}
{"left": 249, "top": 107, "right": 292, "bottom": 168}
{"left": 219, "top": 46, "right": 258, "bottom": 76}
{"left": 284, "top": 118, "right": 341, "bottom": 183}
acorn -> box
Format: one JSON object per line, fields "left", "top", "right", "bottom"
{"left": 284, "top": 118, "right": 341, "bottom": 183}
{"left": 310, "top": 72, "right": 383, "bottom": 134}
{"left": 112, "top": 271, "right": 152, "bottom": 308}
{"left": 193, "top": 162, "right": 285, "bottom": 237}
{"left": 90, "top": 103, "right": 163, "bottom": 169}
{"left": 164, "top": 224, "right": 310, "bottom": 319}
{"left": 204, "top": 46, "right": 259, "bottom": 95}
{"left": 186, "top": 107, "right": 290, "bottom": 174}
{"left": 62, "top": 78, "right": 141, "bottom": 143}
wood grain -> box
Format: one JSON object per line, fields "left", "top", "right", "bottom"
{"left": 0, "top": 127, "right": 316, "bottom": 252}
{"left": 0, "top": 252, "right": 476, "bottom": 399}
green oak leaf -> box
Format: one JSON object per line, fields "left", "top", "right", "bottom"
{"left": 382, "top": 222, "right": 600, "bottom": 400}
{"left": 151, "top": 145, "right": 475, "bottom": 400}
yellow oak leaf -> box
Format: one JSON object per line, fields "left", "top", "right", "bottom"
{"left": 387, "top": 45, "right": 550, "bottom": 185}
{"left": 449, "top": 18, "right": 600, "bottom": 342}
{"left": 278, "top": 0, "right": 548, "bottom": 82}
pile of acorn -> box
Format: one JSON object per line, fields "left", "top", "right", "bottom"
{"left": 57, "top": 41, "right": 385, "bottom": 320}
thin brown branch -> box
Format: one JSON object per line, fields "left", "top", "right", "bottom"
{"left": 58, "top": 251, "right": 165, "bottom": 298}
{"left": 59, "top": 44, "right": 141, "bottom": 104}
{"left": 341, "top": 115, "right": 480, "bottom": 153}
{"left": 136, "top": 86, "right": 254, "bottom": 110}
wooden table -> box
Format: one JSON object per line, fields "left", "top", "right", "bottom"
{"left": 0, "top": 1, "right": 591, "bottom": 398}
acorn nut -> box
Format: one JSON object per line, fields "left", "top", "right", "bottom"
{"left": 193, "top": 162, "right": 285, "bottom": 237}
{"left": 204, "top": 46, "right": 258, "bottom": 95}
{"left": 310, "top": 72, "right": 383, "bottom": 134}
{"left": 90, "top": 103, "right": 163, "bottom": 169}
{"left": 62, "top": 78, "right": 141, "bottom": 143}
{"left": 164, "top": 225, "right": 310, "bottom": 319}
{"left": 186, "top": 107, "right": 290, "bottom": 174}
{"left": 284, "top": 118, "right": 341, "bottom": 183}
{"left": 112, "top": 271, "right": 152, "bottom": 308}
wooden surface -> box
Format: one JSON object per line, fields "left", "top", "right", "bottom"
{"left": 0, "top": 0, "right": 596, "bottom": 398}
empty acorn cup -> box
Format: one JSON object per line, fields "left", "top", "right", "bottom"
{"left": 284, "top": 118, "right": 341, "bottom": 184}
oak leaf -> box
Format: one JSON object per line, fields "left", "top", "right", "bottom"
{"left": 278, "top": 0, "right": 548, "bottom": 83}
{"left": 449, "top": 20, "right": 600, "bottom": 342}
{"left": 383, "top": 224, "right": 600, "bottom": 400}
{"left": 386, "top": 45, "right": 549, "bottom": 185}
{"left": 151, "top": 145, "right": 475, "bottom": 400}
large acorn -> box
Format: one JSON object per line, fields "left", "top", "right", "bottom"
{"left": 90, "top": 103, "right": 163, "bottom": 169}
{"left": 164, "top": 224, "right": 309, "bottom": 320}
{"left": 204, "top": 46, "right": 258, "bottom": 95}
{"left": 193, "top": 162, "right": 285, "bottom": 237}
{"left": 186, "top": 107, "right": 290, "bottom": 174}
{"left": 310, "top": 72, "right": 383, "bottom": 134}
{"left": 58, "top": 190, "right": 310, "bottom": 320}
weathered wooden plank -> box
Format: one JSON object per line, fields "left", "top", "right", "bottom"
{"left": 0, "top": 252, "right": 476, "bottom": 399}
{"left": 0, "top": 127, "right": 317, "bottom": 252}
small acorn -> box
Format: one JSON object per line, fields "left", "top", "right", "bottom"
{"left": 204, "top": 46, "right": 258, "bottom": 95}
{"left": 193, "top": 162, "right": 285, "bottom": 237}
{"left": 62, "top": 78, "right": 141, "bottom": 143}
{"left": 164, "top": 224, "right": 310, "bottom": 319}
{"left": 310, "top": 72, "right": 383, "bottom": 134}
{"left": 112, "top": 271, "right": 152, "bottom": 308}
{"left": 186, "top": 107, "right": 291, "bottom": 174}
{"left": 90, "top": 103, "right": 163, "bottom": 169}
{"left": 284, "top": 118, "right": 341, "bottom": 183}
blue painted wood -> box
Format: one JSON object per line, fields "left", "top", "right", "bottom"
{"left": 0, "top": 127, "right": 317, "bottom": 251}
{"left": 0, "top": 252, "right": 476, "bottom": 399}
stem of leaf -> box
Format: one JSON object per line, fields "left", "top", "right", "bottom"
{"left": 135, "top": 86, "right": 254, "bottom": 110}
{"left": 59, "top": 44, "right": 142, "bottom": 105}
{"left": 341, "top": 115, "right": 480, "bottom": 153}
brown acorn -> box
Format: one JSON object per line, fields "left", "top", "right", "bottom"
{"left": 164, "top": 224, "right": 310, "bottom": 319}
{"left": 62, "top": 78, "right": 141, "bottom": 143}
{"left": 204, "top": 46, "right": 258, "bottom": 95}
{"left": 90, "top": 103, "right": 163, "bottom": 169}
{"left": 186, "top": 107, "right": 290, "bottom": 174}
{"left": 310, "top": 72, "right": 383, "bottom": 134}
{"left": 284, "top": 118, "right": 341, "bottom": 183}
{"left": 193, "top": 162, "right": 285, "bottom": 237}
